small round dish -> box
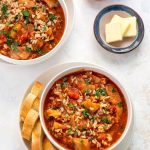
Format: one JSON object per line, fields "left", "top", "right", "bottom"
{"left": 0, "top": 0, "right": 69, "bottom": 65}
{"left": 40, "top": 64, "right": 134, "bottom": 150}
{"left": 94, "top": 5, "right": 144, "bottom": 53}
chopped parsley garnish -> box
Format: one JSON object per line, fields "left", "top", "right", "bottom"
{"left": 43, "top": 24, "right": 48, "bottom": 32}
{"left": 22, "top": 10, "right": 30, "bottom": 17}
{"left": 63, "top": 77, "right": 68, "bottom": 82}
{"left": 112, "top": 87, "right": 116, "bottom": 93}
{"left": 11, "top": 41, "right": 18, "bottom": 51}
{"left": 48, "top": 13, "right": 57, "bottom": 22}
{"left": 32, "top": 6, "right": 38, "bottom": 10}
{"left": 85, "top": 79, "right": 91, "bottom": 85}
{"left": 103, "top": 125, "right": 108, "bottom": 130}
{"left": 80, "top": 139, "right": 84, "bottom": 144}
{"left": 91, "top": 115, "right": 97, "bottom": 122}
{"left": 7, "top": 37, "right": 14, "bottom": 46}
{"left": 74, "top": 126, "right": 78, "bottom": 136}
{"left": 1, "top": 4, "right": 8, "bottom": 17}
{"left": 74, "top": 130, "right": 78, "bottom": 136}
{"left": 2, "top": 30, "right": 9, "bottom": 37}
{"left": 26, "top": 46, "right": 32, "bottom": 52}
{"left": 12, "top": 29, "right": 18, "bottom": 32}
{"left": 14, "top": 15, "right": 18, "bottom": 21}
{"left": 118, "top": 102, "right": 123, "bottom": 108}
{"left": 61, "top": 78, "right": 68, "bottom": 89}
{"left": 69, "top": 103, "right": 74, "bottom": 108}
{"left": 82, "top": 127, "right": 87, "bottom": 131}
{"left": 22, "top": 10, "right": 30, "bottom": 25}
{"left": 61, "top": 82, "right": 68, "bottom": 89}
{"left": 84, "top": 89, "right": 90, "bottom": 94}
{"left": 37, "top": 48, "right": 44, "bottom": 55}
{"left": 42, "top": 5, "right": 46, "bottom": 12}
{"left": 69, "top": 103, "right": 76, "bottom": 114}
{"left": 102, "top": 116, "right": 110, "bottom": 124}
{"left": 67, "top": 129, "right": 72, "bottom": 135}
{"left": 95, "top": 88, "right": 107, "bottom": 97}
{"left": 83, "top": 108, "right": 89, "bottom": 117}
{"left": 6, "top": 22, "right": 10, "bottom": 26}
{"left": 81, "top": 104, "right": 85, "bottom": 108}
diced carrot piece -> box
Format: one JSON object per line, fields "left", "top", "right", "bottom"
{"left": 36, "top": 39, "right": 44, "bottom": 48}
{"left": 106, "top": 84, "right": 121, "bottom": 104}
{"left": 47, "top": 27, "right": 53, "bottom": 36}
{"left": 82, "top": 99, "right": 100, "bottom": 113}
{"left": 53, "top": 121, "right": 66, "bottom": 129}
{"left": 18, "top": 51, "right": 30, "bottom": 60}
{"left": 73, "top": 138, "right": 90, "bottom": 150}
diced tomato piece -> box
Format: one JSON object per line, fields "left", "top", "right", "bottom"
{"left": 0, "top": 35, "right": 7, "bottom": 44}
{"left": 100, "top": 133, "right": 107, "bottom": 140}
{"left": 19, "top": 32, "right": 28, "bottom": 44}
{"left": 68, "top": 88, "right": 79, "bottom": 100}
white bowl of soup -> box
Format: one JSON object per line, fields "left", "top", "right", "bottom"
{"left": 40, "top": 65, "right": 134, "bottom": 150}
{"left": 0, "top": 0, "right": 68, "bottom": 65}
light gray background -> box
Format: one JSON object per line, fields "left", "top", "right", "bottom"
{"left": 0, "top": 0, "right": 149, "bottom": 149}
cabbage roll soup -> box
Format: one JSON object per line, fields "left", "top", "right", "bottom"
{"left": 44, "top": 70, "right": 128, "bottom": 150}
{"left": 0, "top": 0, "right": 65, "bottom": 60}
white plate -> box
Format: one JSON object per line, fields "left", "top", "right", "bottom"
{"left": 0, "top": 0, "right": 75, "bottom": 65}
{"left": 19, "top": 62, "right": 134, "bottom": 150}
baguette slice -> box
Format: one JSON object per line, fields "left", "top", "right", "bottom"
{"left": 32, "top": 98, "right": 40, "bottom": 112}
{"left": 31, "top": 120, "right": 43, "bottom": 150}
{"left": 31, "top": 81, "right": 44, "bottom": 97}
{"left": 43, "top": 136, "right": 57, "bottom": 150}
{"left": 20, "top": 93, "right": 37, "bottom": 122}
{"left": 22, "top": 109, "right": 39, "bottom": 141}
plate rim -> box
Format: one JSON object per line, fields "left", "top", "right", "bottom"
{"left": 93, "top": 4, "right": 145, "bottom": 54}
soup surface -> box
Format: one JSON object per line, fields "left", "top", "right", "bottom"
{"left": 0, "top": 0, "right": 65, "bottom": 60}
{"left": 44, "top": 70, "right": 128, "bottom": 150}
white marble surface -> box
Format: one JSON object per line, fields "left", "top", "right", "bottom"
{"left": 0, "top": 0, "right": 150, "bottom": 149}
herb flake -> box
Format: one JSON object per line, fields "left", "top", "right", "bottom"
{"left": 118, "top": 102, "right": 123, "bottom": 108}
{"left": 48, "top": 13, "right": 57, "bottom": 22}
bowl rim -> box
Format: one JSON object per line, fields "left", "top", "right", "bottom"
{"left": 39, "top": 65, "right": 133, "bottom": 150}
{"left": 93, "top": 4, "right": 145, "bottom": 54}
{"left": 0, "top": 0, "right": 69, "bottom": 65}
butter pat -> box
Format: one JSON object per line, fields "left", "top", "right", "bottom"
{"left": 124, "top": 17, "right": 137, "bottom": 37}
{"left": 111, "top": 15, "right": 130, "bottom": 35}
{"left": 105, "top": 22, "right": 123, "bottom": 43}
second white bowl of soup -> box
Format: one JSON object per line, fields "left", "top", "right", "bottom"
{"left": 40, "top": 65, "right": 134, "bottom": 150}
{"left": 0, "top": 0, "right": 68, "bottom": 65}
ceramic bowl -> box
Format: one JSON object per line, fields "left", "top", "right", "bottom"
{"left": 94, "top": 5, "right": 144, "bottom": 53}
{"left": 40, "top": 65, "right": 134, "bottom": 150}
{"left": 0, "top": 0, "right": 69, "bottom": 65}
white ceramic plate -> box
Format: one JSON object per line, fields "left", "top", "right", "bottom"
{"left": 19, "top": 62, "right": 134, "bottom": 150}
{"left": 0, "top": 0, "right": 75, "bottom": 65}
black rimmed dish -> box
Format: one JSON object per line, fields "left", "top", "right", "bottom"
{"left": 94, "top": 5, "right": 144, "bottom": 53}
